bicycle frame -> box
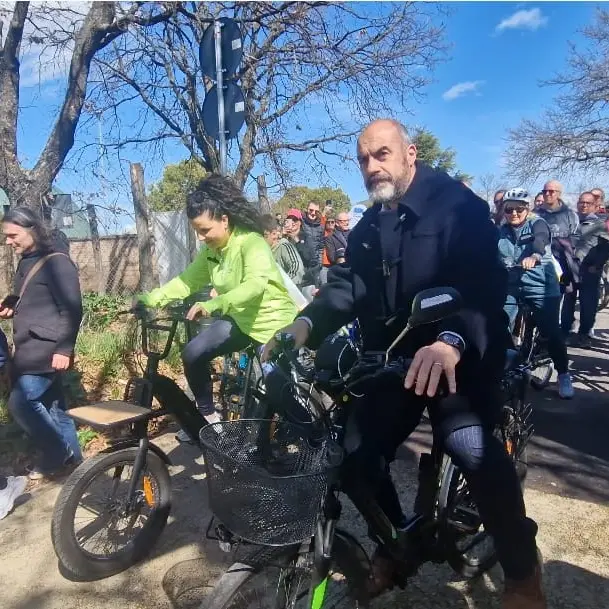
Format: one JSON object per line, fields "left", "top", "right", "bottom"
{"left": 297, "top": 379, "right": 449, "bottom": 608}
{"left": 123, "top": 307, "right": 207, "bottom": 443}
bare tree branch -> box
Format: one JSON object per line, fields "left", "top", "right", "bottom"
{"left": 0, "top": 1, "right": 178, "bottom": 208}
{"left": 506, "top": 9, "right": 609, "bottom": 183}
{"left": 90, "top": 1, "right": 447, "bottom": 188}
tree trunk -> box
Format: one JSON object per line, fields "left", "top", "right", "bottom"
{"left": 129, "top": 163, "right": 155, "bottom": 291}
{"left": 256, "top": 174, "right": 271, "bottom": 213}
{"left": 86, "top": 203, "right": 105, "bottom": 294}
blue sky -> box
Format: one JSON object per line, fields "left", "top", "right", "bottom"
{"left": 14, "top": 2, "right": 602, "bottom": 228}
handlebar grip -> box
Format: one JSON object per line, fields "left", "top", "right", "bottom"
{"left": 345, "top": 357, "right": 448, "bottom": 398}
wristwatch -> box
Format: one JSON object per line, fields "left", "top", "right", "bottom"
{"left": 437, "top": 331, "right": 466, "bottom": 356}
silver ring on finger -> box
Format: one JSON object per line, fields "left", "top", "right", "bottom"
{"left": 432, "top": 361, "right": 443, "bottom": 367}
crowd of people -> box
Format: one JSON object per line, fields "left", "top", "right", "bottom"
{"left": 2, "top": 117, "right": 605, "bottom": 609}
{"left": 493, "top": 181, "right": 609, "bottom": 355}
{"left": 259, "top": 202, "right": 352, "bottom": 292}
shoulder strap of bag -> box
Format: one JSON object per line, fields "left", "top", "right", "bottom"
{"left": 18, "top": 252, "right": 67, "bottom": 300}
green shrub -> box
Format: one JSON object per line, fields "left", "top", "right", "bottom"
{"left": 82, "top": 293, "right": 129, "bottom": 331}
{"left": 76, "top": 327, "right": 131, "bottom": 378}
{"left": 77, "top": 427, "right": 98, "bottom": 448}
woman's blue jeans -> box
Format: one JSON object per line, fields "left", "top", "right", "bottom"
{"left": 9, "top": 373, "right": 82, "bottom": 472}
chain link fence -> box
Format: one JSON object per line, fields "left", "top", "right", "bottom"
{"left": 64, "top": 209, "right": 195, "bottom": 299}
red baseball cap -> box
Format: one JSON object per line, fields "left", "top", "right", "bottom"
{"left": 286, "top": 208, "right": 302, "bottom": 220}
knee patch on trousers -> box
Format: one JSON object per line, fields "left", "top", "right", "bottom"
{"left": 444, "top": 426, "right": 486, "bottom": 472}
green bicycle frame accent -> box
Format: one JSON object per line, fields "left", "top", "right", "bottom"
{"left": 311, "top": 577, "right": 328, "bottom": 609}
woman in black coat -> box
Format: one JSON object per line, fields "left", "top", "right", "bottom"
{"left": 1, "top": 207, "right": 83, "bottom": 480}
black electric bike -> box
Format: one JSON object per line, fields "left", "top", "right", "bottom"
{"left": 197, "top": 288, "right": 533, "bottom": 609}
{"left": 51, "top": 302, "right": 263, "bottom": 581}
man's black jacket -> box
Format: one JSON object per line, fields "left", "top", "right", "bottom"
{"left": 325, "top": 229, "right": 351, "bottom": 265}
{"left": 301, "top": 162, "right": 510, "bottom": 395}
{"left": 301, "top": 215, "right": 324, "bottom": 262}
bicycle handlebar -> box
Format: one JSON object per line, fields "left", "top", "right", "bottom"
{"left": 270, "top": 333, "right": 447, "bottom": 398}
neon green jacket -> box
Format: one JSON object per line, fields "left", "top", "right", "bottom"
{"left": 140, "top": 229, "right": 297, "bottom": 344}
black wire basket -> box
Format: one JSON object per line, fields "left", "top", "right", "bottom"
{"left": 199, "top": 418, "right": 339, "bottom": 546}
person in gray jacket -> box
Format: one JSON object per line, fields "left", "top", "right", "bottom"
{"left": 561, "top": 192, "right": 609, "bottom": 346}
{"left": 537, "top": 180, "right": 579, "bottom": 239}
{"left": 537, "top": 180, "right": 579, "bottom": 285}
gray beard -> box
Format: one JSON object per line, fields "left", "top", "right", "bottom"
{"left": 368, "top": 181, "right": 398, "bottom": 205}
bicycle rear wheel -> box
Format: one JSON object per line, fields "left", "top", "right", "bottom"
{"left": 439, "top": 399, "right": 530, "bottom": 579}
{"left": 438, "top": 458, "right": 498, "bottom": 579}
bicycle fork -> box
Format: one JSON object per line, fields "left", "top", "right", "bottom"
{"left": 306, "top": 518, "right": 338, "bottom": 609}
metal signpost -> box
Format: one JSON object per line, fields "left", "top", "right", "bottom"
{"left": 200, "top": 18, "right": 245, "bottom": 176}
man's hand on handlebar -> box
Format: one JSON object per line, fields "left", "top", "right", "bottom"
{"left": 186, "top": 303, "right": 210, "bottom": 321}
{"left": 261, "top": 318, "right": 311, "bottom": 362}
{"left": 404, "top": 341, "right": 460, "bottom": 397}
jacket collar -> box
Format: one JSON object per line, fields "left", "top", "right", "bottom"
{"left": 302, "top": 215, "right": 320, "bottom": 228}
{"left": 398, "top": 162, "right": 440, "bottom": 217}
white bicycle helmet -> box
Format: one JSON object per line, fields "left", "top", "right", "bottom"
{"left": 503, "top": 188, "right": 530, "bottom": 205}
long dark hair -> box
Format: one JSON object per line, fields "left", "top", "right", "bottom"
{"left": 2, "top": 206, "right": 55, "bottom": 252}
{"left": 186, "top": 174, "right": 263, "bottom": 235}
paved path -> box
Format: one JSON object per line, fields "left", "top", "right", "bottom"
{"left": 406, "top": 308, "right": 609, "bottom": 506}
{"left": 2, "top": 311, "right": 609, "bottom": 608}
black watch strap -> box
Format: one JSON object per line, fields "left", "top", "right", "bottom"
{"left": 437, "top": 331, "right": 466, "bottom": 356}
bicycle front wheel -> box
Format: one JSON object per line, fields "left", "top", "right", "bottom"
{"left": 201, "top": 535, "right": 370, "bottom": 609}
{"left": 51, "top": 447, "right": 171, "bottom": 581}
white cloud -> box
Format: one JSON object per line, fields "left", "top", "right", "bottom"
{"left": 496, "top": 8, "right": 548, "bottom": 33}
{"left": 442, "top": 80, "right": 484, "bottom": 101}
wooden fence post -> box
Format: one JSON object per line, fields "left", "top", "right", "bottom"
{"left": 129, "top": 163, "right": 155, "bottom": 292}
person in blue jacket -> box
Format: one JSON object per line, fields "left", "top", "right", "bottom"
{"left": 498, "top": 189, "right": 574, "bottom": 399}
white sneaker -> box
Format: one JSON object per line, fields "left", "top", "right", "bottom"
{"left": 558, "top": 373, "right": 574, "bottom": 399}
{"left": 0, "top": 476, "right": 28, "bottom": 520}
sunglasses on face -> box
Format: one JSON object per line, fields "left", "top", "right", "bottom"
{"left": 542, "top": 189, "right": 559, "bottom": 195}
{"left": 504, "top": 206, "right": 527, "bottom": 215}
{"left": 579, "top": 201, "right": 595, "bottom": 206}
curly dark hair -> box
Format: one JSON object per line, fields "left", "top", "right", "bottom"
{"left": 2, "top": 206, "right": 55, "bottom": 252}
{"left": 186, "top": 174, "right": 263, "bottom": 234}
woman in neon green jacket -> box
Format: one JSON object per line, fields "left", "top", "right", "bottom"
{"left": 139, "top": 174, "right": 297, "bottom": 424}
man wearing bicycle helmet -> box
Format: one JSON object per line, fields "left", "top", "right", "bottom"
{"left": 265, "top": 120, "right": 546, "bottom": 608}
{"left": 498, "top": 189, "right": 573, "bottom": 399}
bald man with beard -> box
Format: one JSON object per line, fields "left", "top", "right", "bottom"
{"left": 264, "top": 119, "right": 545, "bottom": 608}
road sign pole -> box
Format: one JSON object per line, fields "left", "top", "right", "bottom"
{"left": 214, "top": 20, "right": 228, "bottom": 176}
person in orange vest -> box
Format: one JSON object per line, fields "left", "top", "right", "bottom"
{"left": 321, "top": 215, "right": 335, "bottom": 267}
